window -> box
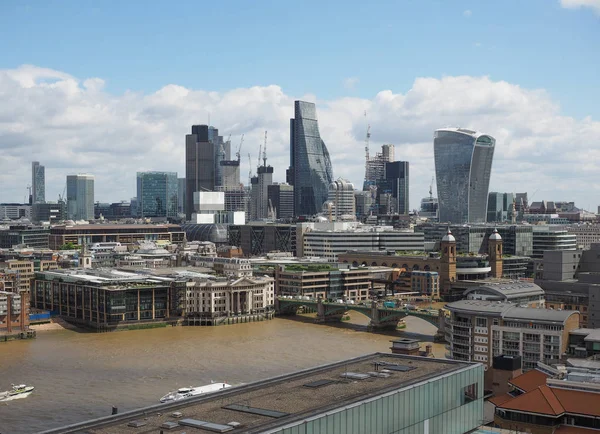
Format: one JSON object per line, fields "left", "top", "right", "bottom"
{"left": 462, "top": 383, "right": 478, "bottom": 404}
{"left": 476, "top": 317, "right": 487, "bottom": 327}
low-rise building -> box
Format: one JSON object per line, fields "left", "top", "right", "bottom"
{"left": 462, "top": 281, "right": 545, "bottom": 307}
{"left": 192, "top": 257, "right": 253, "bottom": 278}
{"left": 445, "top": 300, "right": 580, "bottom": 371}
{"left": 491, "top": 362, "right": 600, "bottom": 434}
{"left": 32, "top": 269, "right": 179, "bottom": 329}
{"left": 0, "top": 224, "right": 50, "bottom": 249}
{"left": 410, "top": 270, "right": 440, "bottom": 298}
{"left": 532, "top": 227, "right": 577, "bottom": 259}
{"left": 274, "top": 264, "right": 374, "bottom": 302}
{"left": 49, "top": 224, "right": 185, "bottom": 250}
{"left": 0, "top": 260, "right": 35, "bottom": 293}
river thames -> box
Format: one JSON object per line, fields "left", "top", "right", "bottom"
{"left": 0, "top": 314, "right": 441, "bottom": 434}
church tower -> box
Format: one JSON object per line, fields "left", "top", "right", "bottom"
{"left": 440, "top": 230, "right": 457, "bottom": 295}
{"left": 488, "top": 229, "right": 503, "bottom": 278}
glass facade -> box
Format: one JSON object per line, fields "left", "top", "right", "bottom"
{"left": 32, "top": 161, "right": 45, "bottom": 204}
{"left": 66, "top": 174, "right": 94, "bottom": 220}
{"left": 136, "top": 171, "right": 178, "bottom": 218}
{"left": 277, "top": 364, "right": 484, "bottom": 434}
{"left": 289, "top": 101, "right": 334, "bottom": 217}
{"left": 434, "top": 129, "right": 495, "bottom": 223}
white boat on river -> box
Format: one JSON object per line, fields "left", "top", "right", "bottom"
{"left": 0, "top": 384, "right": 35, "bottom": 402}
{"left": 159, "top": 382, "right": 231, "bottom": 403}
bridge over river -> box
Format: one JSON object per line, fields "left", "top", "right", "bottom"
{"left": 275, "top": 297, "right": 444, "bottom": 332}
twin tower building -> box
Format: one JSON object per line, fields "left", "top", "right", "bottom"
{"left": 186, "top": 102, "right": 495, "bottom": 223}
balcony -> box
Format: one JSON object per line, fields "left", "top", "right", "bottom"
{"left": 523, "top": 344, "right": 541, "bottom": 352}
{"left": 452, "top": 328, "right": 472, "bottom": 338}
{"left": 452, "top": 337, "right": 471, "bottom": 346}
{"left": 452, "top": 345, "right": 471, "bottom": 356}
{"left": 447, "top": 319, "right": 472, "bottom": 329}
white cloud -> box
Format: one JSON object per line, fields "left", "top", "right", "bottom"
{"left": 343, "top": 77, "right": 360, "bottom": 90}
{"left": 0, "top": 65, "right": 599, "bottom": 210}
{"left": 560, "top": 0, "right": 600, "bottom": 14}
{"left": 463, "top": 9, "right": 472, "bottom": 17}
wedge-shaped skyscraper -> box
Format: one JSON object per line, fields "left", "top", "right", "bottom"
{"left": 434, "top": 128, "right": 495, "bottom": 223}
{"left": 287, "top": 101, "right": 333, "bottom": 217}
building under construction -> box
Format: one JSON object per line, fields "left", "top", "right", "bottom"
{"left": 363, "top": 144, "right": 395, "bottom": 190}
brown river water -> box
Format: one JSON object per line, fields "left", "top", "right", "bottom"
{"left": 0, "top": 314, "right": 442, "bottom": 434}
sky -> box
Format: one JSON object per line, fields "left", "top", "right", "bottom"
{"left": 0, "top": 0, "right": 599, "bottom": 210}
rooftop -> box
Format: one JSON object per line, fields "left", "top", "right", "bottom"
{"left": 508, "top": 368, "right": 549, "bottom": 393}
{"left": 464, "top": 281, "right": 545, "bottom": 300}
{"left": 446, "top": 300, "right": 578, "bottom": 324}
{"left": 45, "top": 353, "right": 473, "bottom": 434}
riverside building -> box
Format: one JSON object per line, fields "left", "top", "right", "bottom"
{"left": 444, "top": 300, "right": 580, "bottom": 370}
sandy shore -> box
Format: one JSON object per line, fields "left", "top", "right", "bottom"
{"left": 29, "top": 319, "right": 80, "bottom": 332}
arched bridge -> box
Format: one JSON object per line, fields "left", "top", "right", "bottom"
{"left": 275, "top": 297, "right": 443, "bottom": 331}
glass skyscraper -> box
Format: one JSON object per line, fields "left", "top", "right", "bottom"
{"left": 434, "top": 128, "right": 495, "bottom": 223}
{"left": 66, "top": 174, "right": 94, "bottom": 221}
{"left": 287, "top": 101, "right": 333, "bottom": 217}
{"left": 136, "top": 172, "right": 178, "bottom": 218}
{"left": 32, "top": 161, "right": 45, "bottom": 204}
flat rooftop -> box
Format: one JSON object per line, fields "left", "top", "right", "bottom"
{"left": 44, "top": 353, "right": 472, "bottom": 434}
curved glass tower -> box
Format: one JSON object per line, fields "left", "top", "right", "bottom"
{"left": 288, "top": 101, "right": 333, "bottom": 217}
{"left": 434, "top": 128, "right": 495, "bottom": 223}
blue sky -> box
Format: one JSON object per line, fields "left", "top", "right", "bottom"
{"left": 1, "top": 0, "right": 598, "bottom": 118}
{"left": 0, "top": 0, "right": 599, "bottom": 208}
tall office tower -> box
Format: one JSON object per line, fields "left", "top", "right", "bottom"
{"left": 434, "top": 128, "right": 495, "bottom": 223}
{"left": 288, "top": 101, "right": 333, "bottom": 217}
{"left": 249, "top": 175, "right": 259, "bottom": 220}
{"left": 515, "top": 192, "right": 528, "bottom": 213}
{"left": 177, "top": 177, "right": 186, "bottom": 215}
{"left": 363, "top": 144, "right": 395, "bottom": 191}
{"left": 327, "top": 179, "right": 356, "bottom": 220}
{"left": 210, "top": 127, "right": 226, "bottom": 188}
{"left": 378, "top": 161, "right": 409, "bottom": 215}
{"left": 136, "top": 172, "right": 178, "bottom": 218}
{"left": 66, "top": 174, "right": 94, "bottom": 221}
{"left": 220, "top": 160, "right": 240, "bottom": 189}
{"left": 185, "top": 125, "right": 215, "bottom": 220}
{"left": 254, "top": 158, "right": 273, "bottom": 220}
{"left": 268, "top": 184, "right": 294, "bottom": 219}
{"left": 31, "top": 161, "right": 45, "bottom": 204}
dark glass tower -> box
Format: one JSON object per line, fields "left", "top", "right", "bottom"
{"left": 434, "top": 128, "right": 495, "bottom": 223}
{"left": 288, "top": 101, "right": 333, "bottom": 217}
{"left": 32, "top": 161, "right": 45, "bottom": 204}
{"left": 378, "top": 161, "right": 409, "bottom": 215}
{"left": 136, "top": 172, "right": 178, "bottom": 218}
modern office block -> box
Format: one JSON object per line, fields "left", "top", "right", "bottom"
{"left": 288, "top": 101, "right": 333, "bottom": 217}
{"left": 136, "top": 171, "right": 178, "bottom": 218}
{"left": 66, "top": 174, "right": 94, "bottom": 221}
{"left": 434, "top": 128, "right": 495, "bottom": 223}
{"left": 381, "top": 161, "right": 409, "bottom": 215}
{"left": 268, "top": 184, "right": 294, "bottom": 219}
{"left": 327, "top": 179, "right": 355, "bottom": 219}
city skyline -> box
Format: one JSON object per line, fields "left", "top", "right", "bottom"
{"left": 0, "top": 2, "right": 599, "bottom": 210}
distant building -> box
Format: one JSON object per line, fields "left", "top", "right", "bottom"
{"left": 31, "top": 161, "right": 45, "bottom": 204}
{"left": 185, "top": 125, "right": 218, "bottom": 220}
{"left": 379, "top": 161, "right": 409, "bottom": 215}
{"left": 354, "top": 190, "right": 374, "bottom": 218}
{"left": 136, "top": 171, "right": 178, "bottom": 218}
{"left": 252, "top": 162, "right": 274, "bottom": 220}
{"left": 32, "top": 201, "right": 66, "bottom": 223}
{"left": 177, "top": 177, "right": 186, "bottom": 215}
{"left": 267, "top": 184, "right": 294, "bottom": 219}
{"left": 190, "top": 191, "right": 244, "bottom": 225}
{"left": 566, "top": 224, "right": 600, "bottom": 250}
{"left": 0, "top": 224, "right": 49, "bottom": 249}
{"left": 48, "top": 224, "right": 185, "bottom": 249}
{"left": 363, "top": 144, "right": 395, "bottom": 191}
{"left": 532, "top": 227, "right": 577, "bottom": 259}
{"left": 228, "top": 223, "right": 296, "bottom": 256}
{"left": 487, "top": 192, "right": 514, "bottom": 223}
{"left": 515, "top": 192, "right": 528, "bottom": 213}
{"left": 275, "top": 264, "right": 373, "bottom": 301}
{"left": 434, "top": 128, "right": 495, "bottom": 223}
{"left": 326, "top": 179, "right": 355, "bottom": 220}
{"left": 0, "top": 203, "right": 31, "bottom": 220}
{"left": 287, "top": 101, "right": 333, "bottom": 217}
{"left": 0, "top": 290, "right": 29, "bottom": 335}
{"left": 299, "top": 223, "right": 425, "bottom": 262}
{"left": 66, "top": 174, "right": 94, "bottom": 221}
{"left": 411, "top": 270, "right": 440, "bottom": 298}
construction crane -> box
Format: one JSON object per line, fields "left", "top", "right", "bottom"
{"left": 364, "top": 111, "right": 371, "bottom": 162}
{"left": 262, "top": 130, "right": 268, "bottom": 167}
{"left": 257, "top": 142, "right": 262, "bottom": 170}
{"left": 247, "top": 153, "right": 252, "bottom": 187}
{"left": 236, "top": 134, "right": 244, "bottom": 162}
